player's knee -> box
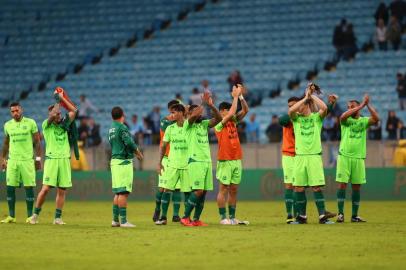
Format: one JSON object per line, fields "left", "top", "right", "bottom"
{"left": 312, "top": 186, "right": 322, "bottom": 192}
{"left": 195, "top": 190, "right": 204, "bottom": 197}
{"left": 338, "top": 183, "right": 347, "bottom": 189}
{"left": 352, "top": 184, "right": 361, "bottom": 191}
{"left": 294, "top": 186, "right": 305, "bottom": 192}
{"left": 285, "top": 183, "right": 293, "bottom": 190}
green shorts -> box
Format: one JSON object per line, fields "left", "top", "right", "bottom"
{"left": 43, "top": 158, "right": 72, "bottom": 188}
{"left": 188, "top": 160, "right": 213, "bottom": 191}
{"left": 158, "top": 156, "right": 169, "bottom": 188}
{"left": 216, "top": 160, "right": 242, "bottom": 185}
{"left": 6, "top": 159, "right": 36, "bottom": 187}
{"left": 336, "top": 155, "right": 366, "bottom": 184}
{"left": 164, "top": 166, "right": 191, "bottom": 192}
{"left": 293, "top": 155, "right": 325, "bottom": 187}
{"left": 111, "top": 159, "right": 134, "bottom": 194}
{"left": 282, "top": 155, "right": 295, "bottom": 184}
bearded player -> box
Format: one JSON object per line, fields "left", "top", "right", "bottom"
{"left": 1, "top": 102, "right": 41, "bottom": 224}
{"left": 215, "top": 85, "right": 249, "bottom": 225}
{"left": 336, "top": 94, "right": 379, "bottom": 222}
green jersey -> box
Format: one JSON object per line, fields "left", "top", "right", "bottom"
{"left": 292, "top": 112, "right": 323, "bottom": 155}
{"left": 339, "top": 116, "right": 369, "bottom": 159}
{"left": 108, "top": 121, "right": 138, "bottom": 160}
{"left": 42, "top": 118, "right": 70, "bottom": 159}
{"left": 4, "top": 117, "right": 38, "bottom": 161}
{"left": 184, "top": 119, "right": 211, "bottom": 162}
{"left": 160, "top": 117, "right": 174, "bottom": 132}
{"left": 163, "top": 122, "right": 188, "bottom": 169}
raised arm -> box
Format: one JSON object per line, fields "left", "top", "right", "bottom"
{"left": 202, "top": 91, "right": 222, "bottom": 128}
{"left": 236, "top": 84, "right": 249, "bottom": 121}
{"left": 188, "top": 106, "right": 204, "bottom": 124}
{"left": 1, "top": 136, "right": 9, "bottom": 170}
{"left": 310, "top": 94, "right": 328, "bottom": 118}
{"left": 340, "top": 95, "right": 367, "bottom": 123}
{"left": 327, "top": 94, "right": 338, "bottom": 114}
{"left": 221, "top": 85, "right": 241, "bottom": 125}
{"left": 58, "top": 94, "right": 78, "bottom": 122}
{"left": 47, "top": 103, "right": 61, "bottom": 125}
{"left": 367, "top": 101, "right": 380, "bottom": 126}
{"left": 288, "top": 91, "right": 309, "bottom": 118}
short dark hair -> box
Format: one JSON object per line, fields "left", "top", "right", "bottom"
{"left": 189, "top": 104, "right": 199, "bottom": 111}
{"left": 348, "top": 100, "right": 360, "bottom": 105}
{"left": 288, "top": 96, "right": 301, "bottom": 103}
{"left": 111, "top": 106, "right": 124, "bottom": 120}
{"left": 170, "top": 104, "right": 185, "bottom": 113}
{"left": 10, "top": 102, "right": 20, "bottom": 108}
{"left": 167, "top": 99, "right": 180, "bottom": 109}
{"left": 48, "top": 105, "right": 55, "bottom": 111}
{"left": 219, "top": 102, "right": 232, "bottom": 111}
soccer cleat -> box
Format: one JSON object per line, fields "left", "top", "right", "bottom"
{"left": 152, "top": 210, "right": 160, "bottom": 222}
{"left": 192, "top": 220, "right": 208, "bottom": 227}
{"left": 319, "top": 215, "right": 335, "bottom": 224}
{"left": 120, "top": 222, "right": 136, "bottom": 228}
{"left": 324, "top": 210, "right": 337, "bottom": 219}
{"left": 180, "top": 217, "right": 193, "bottom": 226}
{"left": 155, "top": 218, "right": 167, "bottom": 225}
{"left": 1, "top": 216, "right": 16, "bottom": 224}
{"left": 294, "top": 215, "right": 308, "bottom": 224}
{"left": 53, "top": 218, "right": 66, "bottom": 225}
{"left": 29, "top": 214, "right": 39, "bottom": 224}
{"left": 172, "top": 216, "right": 181, "bottom": 222}
{"left": 351, "top": 216, "right": 366, "bottom": 223}
{"left": 286, "top": 214, "right": 295, "bottom": 224}
{"left": 336, "top": 214, "right": 345, "bottom": 223}
{"left": 111, "top": 221, "right": 120, "bottom": 227}
{"left": 220, "top": 218, "right": 231, "bottom": 225}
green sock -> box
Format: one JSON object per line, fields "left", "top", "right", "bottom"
{"left": 284, "top": 189, "right": 294, "bottom": 216}
{"left": 184, "top": 192, "right": 198, "bottom": 218}
{"left": 193, "top": 194, "right": 206, "bottom": 221}
{"left": 25, "top": 187, "right": 35, "bottom": 217}
{"left": 119, "top": 207, "right": 127, "bottom": 224}
{"left": 337, "top": 189, "right": 346, "bottom": 214}
{"left": 112, "top": 204, "right": 119, "bottom": 222}
{"left": 6, "top": 186, "right": 16, "bottom": 218}
{"left": 34, "top": 207, "right": 41, "bottom": 215}
{"left": 219, "top": 207, "right": 226, "bottom": 219}
{"left": 172, "top": 190, "right": 181, "bottom": 217}
{"left": 55, "top": 208, "right": 62, "bottom": 219}
{"left": 183, "top": 192, "right": 191, "bottom": 208}
{"left": 352, "top": 190, "right": 360, "bottom": 217}
{"left": 313, "top": 191, "right": 326, "bottom": 216}
{"left": 160, "top": 192, "right": 171, "bottom": 219}
{"left": 294, "top": 191, "right": 306, "bottom": 216}
{"left": 155, "top": 190, "right": 163, "bottom": 212}
{"left": 228, "top": 205, "right": 236, "bottom": 219}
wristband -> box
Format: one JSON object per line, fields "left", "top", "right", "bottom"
{"left": 35, "top": 157, "right": 41, "bottom": 161}
{"left": 239, "top": 95, "right": 244, "bottom": 101}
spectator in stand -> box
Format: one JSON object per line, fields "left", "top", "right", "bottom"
{"left": 237, "top": 121, "right": 247, "bottom": 144}
{"left": 376, "top": 18, "right": 388, "bottom": 51}
{"left": 368, "top": 120, "right": 382, "bottom": 140}
{"left": 386, "top": 16, "right": 402, "bottom": 50}
{"left": 227, "top": 70, "right": 244, "bottom": 92}
{"left": 78, "top": 94, "right": 99, "bottom": 119}
{"left": 87, "top": 117, "right": 101, "bottom": 147}
{"left": 396, "top": 73, "right": 406, "bottom": 110}
{"left": 375, "top": 1, "right": 389, "bottom": 25}
{"left": 175, "top": 93, "right": 183, "bottom": 104}
{"left": 343, "top": 23, "right": 358, "bottom": 61}
{"left": 333, "top": 19, "right": 348, "bottom": 61}
{"left": 78, "top": 118, "right": 89, "bottom": 146}
{"left": 389, "top": 0, "right": 406, "bottom": 29}
{"left": 142, "top": 117, "right": 153, "bottom": 145}
{"left": 246, "top": 113, "right": 260, "bottom": 143}
{"left": 322, "top": 114, "right": 338, "bottom": 141}
{"left": 147, "top": 106, "right": 161, "bottom": 143}
{"left": 392, "top": 139, "right": 406, "bottom": 166}
{"left": 130, "top": 114, "right": 144, "bottom": 144}
{"left": 265, "top": 115, "right": 282, "bottom": 143}
{"left": 386, "top": 110, "right": 400, "bottom": 139}
{"left": 189, "top": 88, "right": 202, "bottom": 105}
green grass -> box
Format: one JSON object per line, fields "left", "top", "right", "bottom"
{"left": 0, "top": 201, "right": 405, "bottom": 270}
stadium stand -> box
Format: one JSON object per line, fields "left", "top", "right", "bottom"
{"left": 0, "top": 0, "right": 403, "bottom": 143}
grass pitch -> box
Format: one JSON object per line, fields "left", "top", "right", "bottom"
{"left": 0, "top": 201, "right": 405, "bottom": 270}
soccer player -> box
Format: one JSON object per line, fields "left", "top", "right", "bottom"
{"left": 288, "top": 83, "right": 335, "bottom": 224}
{"left": 180, "top": 91, "right": 222, "bottom": 226}
{"left": 1, "top": 102, "right": 41, "bottom": 224}
{"left": 108, "top": 106, "right": 143, "bottom": 228}
{"left": 156, "top": 104, "right": 190, "bottom": 225}
{"left": 153, "top": 99, "right": 183, "bottom": 223}
{"left": 280, "top": 94, "right": 339, "bottom": 224}
{"left": 215, "top": 85, "right": 249, "bottom": 225}
{"left": 30, "top": 92, "right": 77, "bottom": 225}
{"left": 336, "top": 94, "right": 379, "bottom": 222}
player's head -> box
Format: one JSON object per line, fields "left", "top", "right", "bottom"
{"left": 167, "top": 99, "right": 180, "bottom": 110}
{"left": 111, "top": 106, "right": 125, "bottom": 123}
{"left": 188, "top": 104, "right": 203, "bottom": 121}
{"left": 218, "top": 101, "right": 232, "bottom": 117}
{"left": 48, "top": 104, "right": 62, "bottom": 123}
{"left": 287, "top": 96, "right": 301, "bottom": 108}
{"left": 9, "top": 102, "right": 23, "bottom": 121}
{"left": 348, "top": 100, "right": 361, "bottom": 117}
{"left": 170, "top": 104, "right": 186, "bottom": 121}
